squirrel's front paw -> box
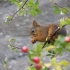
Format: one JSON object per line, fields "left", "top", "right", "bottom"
{"left": 31, "top": 37, "right": 37, "bottom": 44}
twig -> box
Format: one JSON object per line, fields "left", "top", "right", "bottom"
{"left": 9, "top": 41, "right": 21, "bottom": 49}
{"left": 55, "top": 3, "right": 69, "bottom": 18}
{"left": 54, "top": 2, "right": 62, "bottom": 8}
{"left": 10, "top": 0, "right": 28, "bottom": 20}
{"left": 42, "top": 25, "right": 66, "bottom": 48}
{"left": 55, "top": 53, "right": 58, "bottom": 57}
{"left": 52, "top": 0, "right": 70, "bottom": 18}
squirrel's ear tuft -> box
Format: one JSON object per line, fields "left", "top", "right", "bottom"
{"left": 33, "top": 20, "right": 40, "bottom": 27}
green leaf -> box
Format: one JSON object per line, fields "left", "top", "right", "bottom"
{"left": 9, "top": 38, "right": 18, "bottom": 52}
{"left": 46, "top": 53, "right": 51, "bottom": 56}
{"left": 44, "top": 63, "right": 52, "bottom": 68}
{"left": 28, "top": 43, "right": 43, "bottom": 61}
{"left": 43, "top": 67, "right": 49, "bottom": 70}
{"left": 29, "top": 0, "right": 34, "bottom": 4}
{"left": 54, "top": 35, "right": 66, "bottom": 55}
{"left": 8, "top": 15, "right": 12, "bottom": 19}
{"left": 17, "top": 2, "right": 22, "bottom": 7}
{"left": 55, "top": 48, "right": 63, "bottom": 53}
{"left": 28, "top": 66, "right": 31, "bottom": 70}
{"left": 35, "top": 0, "right": 39, "bottom": 5}
{"left": 60, "top": 18, "right": 70, "bottom": 28}
{"left": 61, "top": 8, "right": 68, "bottom": 14}
{"left": 3, "top": 57, "right": 8, "bottom": 65}
{"left": 28, "top": 66, "right": 36, "bottom": 70}
{"left": 51, "top": 55, "right": 55, "bottom": 59}
{"left": 65, "top": 43, "right": 70, "bottom": 52}
{"left": 6, "top": 20, "right": 11, "bottom": 24}
{"left": 59, "top": 60, "right": 70, "bottom": 67}
{"left": 6, "top": 16, "right": 12, "bottom": 24}
{"left": 29, "top": 10, "right": 37, "bottom": 16}
{"left": 65, "top": 18, "right": 70, "bottom": 25}
{"left": 12, "top": 47, "right": 17, "bottom": 50}
{"left": 51, "top": 57, "right": 56, "bottom": 65}
{"left": 54, "top": 35, "right": 66, "bottom": 49}
{"left": 3, "top": 57, "right": 8, "bottom": 69}
{"left": 10, "top": 0, "right": 41, "bottom": 17}
{"left": 11, "top": 47, "right": 18, "bottom": 52}
{"left": 31, "top": 67, "right": 36, "bottom": 70}
{"left": 47, "top": 51, "right": 56, "bottom": 58}
{"left": 53, "top": 5, "right": 61, "bottom": 14}
{"left": 10, "top": 38, "right": 15, "bottom": 42}
{"left": 54, "top": 65, "right": 62, "bottom": 70}
{"left": 34, "top": 43, "right": 42, "bottom": 55}
{"left": 48, "top": 51, "right": 53, "bottom": 53}
{"left": 46, "top": 45, "right": 56, "bottom": 51}
{"left": 35, "top": 9, "right": 41, "bottom": 14}
{"left": 28, "top": 50, "right": 36, "bottom": 60}
{"left": 19, "top": 9, "right": 26, "bottom": 16}
{"left": 10, "top": 0, "right": 16, "bottom": 3}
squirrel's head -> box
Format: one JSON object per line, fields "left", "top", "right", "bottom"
{"left": 30, "top": 20, "right": 48, "bottom": 43}
{"left": 30, "top": 20, "right": 41, "bottom": 37}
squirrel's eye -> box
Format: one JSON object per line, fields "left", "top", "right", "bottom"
{"left": 31, "top": 29, "right": 35, "bottom": 33}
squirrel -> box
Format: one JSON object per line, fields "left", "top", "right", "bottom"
{"left": 30, "top": 20, "right": 67, "bottom": 44}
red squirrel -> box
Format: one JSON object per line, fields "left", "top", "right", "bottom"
{"left": 30, "top": 20, "right": 67, "bottom": 44}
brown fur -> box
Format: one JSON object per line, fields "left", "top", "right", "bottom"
{"left": 30, "top": 20, "right": 67, "bottom": 44}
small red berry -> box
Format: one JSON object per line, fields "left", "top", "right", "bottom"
{"left": 65, "top": 36, "right": 70, "bottom": 43}
{"left": 22, "top": 46, "right": 28, "bottom": 53}
{"left": 35, "top": 63, "right": 42, "bottom": 69}
{"left": 33, "top": 57, "right": 40, "bottom": 63}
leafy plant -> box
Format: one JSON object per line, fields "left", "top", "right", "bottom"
{"left": 2, "top": 0, "right": 70, "bottom": 70}
{"left": 3, "top": 57, "right": 8, "bottom": 70}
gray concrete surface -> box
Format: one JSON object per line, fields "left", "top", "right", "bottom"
{"left": 0, "top": 0, "right": 70, "bottom": 70}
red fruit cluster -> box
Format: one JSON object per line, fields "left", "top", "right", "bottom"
{"left": 21, "top": 46, "right": 42, "bottom": 69}
{"left": 65, "top": 36, "right": 70, "bottom": 43}
{"left": 32, "top": 57, "right": 42, "bottom": 69}
{"left": 21, "top": 46, "right": 28, "bottom": 53}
